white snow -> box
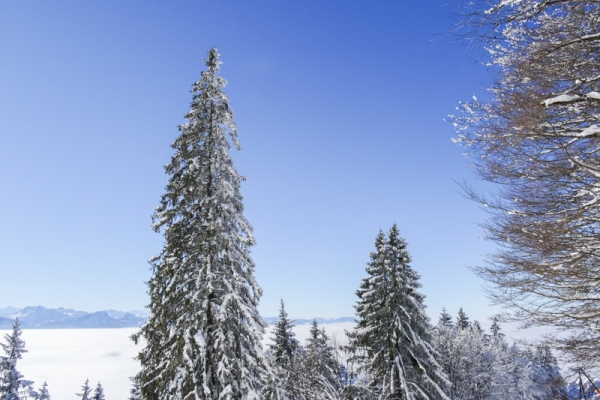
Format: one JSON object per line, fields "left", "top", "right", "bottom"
{"left": 579, "top": 124, "right": 600, "bottom": 137}
{"left": 543, "top": 94, "right": 580, "bottom": 107}
{"left": 586, "top": 91, "right": 600, "bottom": 100}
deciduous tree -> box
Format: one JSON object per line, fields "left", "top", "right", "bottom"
{"left": 452, "top": 0, "right": 600, "bottom": 365}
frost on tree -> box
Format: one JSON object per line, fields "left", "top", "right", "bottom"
{"left": 132, "top": 48, "right": 271, "bottom": 400}
{"left": 301, "top": 320, "right": 340, "bottom": 398}
{"left": 0, "top": 319, "right": 35, "bottom": 400}
{"left": 266, "top": 300, "right": 300, "bottom": 399}
{"left": 128, "top": 376, "right": 141, "bottom": 400}
{"left": 37, "top": 382, "right": 50, "bottom": 400}
{"left": 432, "top": 309, "right": 546, "bottom": 400}
{"left": 76, "top": 379, "right": 92, "bottom": 400}
{"left": 268, "top": 300, "right": 299, "bottom": 368}
{"left": 452, "top": 0, "right": 600, "bottom": 365}
{"left": 92, "top": 382, "right": 105, "bottom": 400}
{"left": 349, "top": 224, "right": 449, "bottom": 400}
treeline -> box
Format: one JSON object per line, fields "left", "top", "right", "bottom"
{"left": 253, "top": 226, "right": 568, "bottom": 400}
{"left": 0, "top": 226, "right": 570, "bottom": 400}
{"left": 261, "top": 305, "right": 568, "bottom": 400}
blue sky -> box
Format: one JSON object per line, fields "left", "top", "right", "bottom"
{"left": 1, "top": 1, "right": 500, "bottom": 323}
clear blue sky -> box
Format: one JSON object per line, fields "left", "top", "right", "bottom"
{"left": 0, "top": 1, "right": 500, "bottom": 323}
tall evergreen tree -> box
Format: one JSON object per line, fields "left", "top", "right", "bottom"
{"left": 0, "top": 319, "right": 34, "bottom": 400}
{"left": 350, "top": 224, "right": 449, "bottom": 400}
{"left": 132, "top": 47, "right": 271, "bottom": 400}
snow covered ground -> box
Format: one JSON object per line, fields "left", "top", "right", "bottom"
{"left": 3, "top": 322, "right": 355, "bottom": 399}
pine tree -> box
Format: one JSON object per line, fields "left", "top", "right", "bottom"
{"left": 531, "top": 346, "right": 568, "bottom": 400}
{"left": 37, "top": 382, "right": 50, "bottom": 400}
{"left": 471, "top": 320, "right": 483, "bottom": 335}
{"left": 132, "top": 47, "right": 271, "bottom": 399}
{"left": 0, "top": 319, "right": 34, "bottom": 400}
{"left": 437, "top": 309, "right": 453, "bottom": 329}
{"left": 350, "top": 224, "right": 449, "bottom": 400}
{"left": 76, "top": 379, "right": 92, "bottom": 400}
{"left": 128, "top": 376, "right": 141, "bottom": 400}
{"left": 302, "top": 320, "right": 340, "bottom": 398}
{"left": 92, "top": 382, "right": 105, "bottom": 400}
{"left": 433, "top": 309, "right": 492, "bottom": 400}
{"left": 456, "top": 308, "right": 469, "bottom": 330}
{"left": 269, "top": 300, "right": 299, "bottom": 367}
{"left": 267, "top": 300, "right": 301, "bottom": 399}
{"left": 490, "top": 319, "right": 502, "bottom": 339}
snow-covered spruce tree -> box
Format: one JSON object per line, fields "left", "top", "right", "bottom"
{"left": 350, "top": 224, "right": 449, "bottom": 400}
{"left": 433, "top": 309, "right": 493, "bottom": 400}
{"left": 455, "top": 308, "right": 469, "bottom": 331}
{"left": 437, "top": 309, "right": 453, "bottom": 329}
{"left": 268, "top": 300, "right": 302, "bottom": 399}
{"left": 132, "top": 48, "right": 271, "bottom": 399}
{"left": 76, "top": 379, "right": 92, "bottom": 400}
{"left": 128, "top": 376, "right": 141, "bottom": 400}
{"left": 434, "top": 309, "right": 544, "bottom": 400}
{"left": 36, "top": 382, "right": 50, "bottom": 400}
{"left": 301, "top": 320, "right": 341, "bottom": 398}
{"left": 92, "top": 382, "right": 105, "bottom": 400}
{"left": 269, "top": 300, "right": 299, "bottom": 368}
{"left": 0, "top": 319, "right": 34, "bottom": 400}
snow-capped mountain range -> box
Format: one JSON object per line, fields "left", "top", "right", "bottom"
{"left": 0, "top": 306, "right": 148, "bottom": 329}
{"left": 0, "top": 306, "right": 353, "bottom": 329}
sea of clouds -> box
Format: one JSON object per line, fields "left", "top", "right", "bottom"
{"left": 4, "top": 322, "right": 355, "bottom": 399}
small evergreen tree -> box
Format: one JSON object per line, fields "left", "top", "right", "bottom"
{"left": 268, "top": 300, "right": 301, "bottom": 399}
{"left": 76, "top": 379, "right": 92, "bottom": 400}
{"left": 490, "top": 318, "right": 502, "bottom": 339}
{"left": 132, "top": 47, "right": 272, "bottom": 399}
{"left": 350, "top": 224, "right": 449, "bottom": 399}
{"left": 456, "top": 308, "right": 469, "bottom": 330}
{"left": 128, "top": 376, "right": 141, "bottom": 400}
{"left": 0, "top": 319, "right": 34, "bottom": 400}
{"left": 531, "top": 346, "right": 568, "bottom": 400}
{"left": 36, "top": 381, "right": 50, "bottom": 400}
{"left": 269, "top": 300, "right": 299, "bottom": 367}
{"left": 92, "top": 382, "right": 105, "bottom": 400}
{"left": 437, "top": 309, "right": 453, "bottom": 329}
{"left": 471, "top": 320, "right": 483, "bottom": 335}
{"left": 302, "top": 320, "right": 340, "bottom": 397}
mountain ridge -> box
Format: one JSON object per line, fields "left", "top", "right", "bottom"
{"left": 0, "top": 306, "right": 353, "bottom": 329}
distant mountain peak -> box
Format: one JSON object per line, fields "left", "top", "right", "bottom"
{"left": 0, "top": 306, "right": 353, "bottom": 329}
{"left": 0, "top": 306, "right": 148, "bottom": 329}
